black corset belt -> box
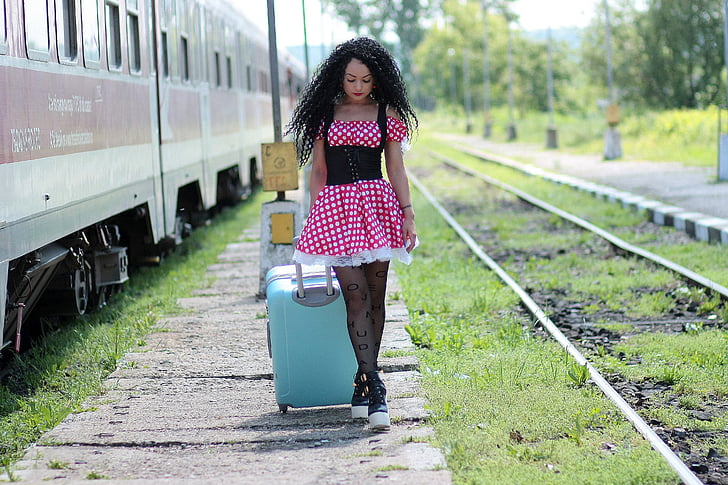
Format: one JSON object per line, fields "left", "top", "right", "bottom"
{"left": 325, "top": 145, "right": 383, "bottom": 185}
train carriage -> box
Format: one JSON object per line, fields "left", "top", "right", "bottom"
{"left": 0, "top": 0, "right": 305, "bottom": 350}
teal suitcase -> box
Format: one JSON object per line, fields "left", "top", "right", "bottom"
{"left": 265, "top": 264, "right": 357, "bottom": 413}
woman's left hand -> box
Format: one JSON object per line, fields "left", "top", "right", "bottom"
{"left": 402, "top": 210, "right": 417, "bottom": 253}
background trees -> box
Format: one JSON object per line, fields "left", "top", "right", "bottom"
{"left": 324, "top": 0, "right": 727, "bottom": 114}
{"left": 325, "top": 0, "right": 440, "bottom": 81}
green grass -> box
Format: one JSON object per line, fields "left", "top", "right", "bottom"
{"left": 0, "top": 190, "right": 268, "bottom": 466}
{"left": 422, "top": 105, "right": 720, "bottom": 166}
{"left": 400, "top": 131, "right": 728, "bottom": 480}
{"left": 608, "top": 330, "right": 728, "bottom": 395}
{"left": 394, "top": 163, "right": 679, "bottom": 483}
{"left": 418, "top": 133, "right": 728, "bottom": 292}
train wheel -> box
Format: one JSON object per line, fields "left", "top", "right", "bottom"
{"left": 37, "top": 260, "right": 90, "bottom": 316}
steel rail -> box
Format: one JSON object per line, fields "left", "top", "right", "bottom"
{"left": 409, "top": 171, "right": 704, "bottom": 485}
{"left": 432, "top": 150, "right": 728, "bottom": 301}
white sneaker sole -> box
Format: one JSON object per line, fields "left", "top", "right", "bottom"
{"left": 368, "top": 411, "right": 390, "bottom": 432}
{"left": 352, "top": 405, "right": 368, "bottom": 419}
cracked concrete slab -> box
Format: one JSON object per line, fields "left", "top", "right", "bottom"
{"left": 14, "top": 227, "right": 452, "bottom": 484}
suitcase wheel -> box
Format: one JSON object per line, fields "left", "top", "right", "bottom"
{"left": 278, "top": 404, "right": 289, "bottom": 414}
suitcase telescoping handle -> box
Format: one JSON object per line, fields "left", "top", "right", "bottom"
{"left": 295, "top": 263, "right": 335, "bottom": 298}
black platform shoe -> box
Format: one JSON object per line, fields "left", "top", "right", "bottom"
{"left": 364, "top": 370, "right": 390, "bottom": 432}
{"left": 351, "top": 371, "right": 368, "bottom": 419}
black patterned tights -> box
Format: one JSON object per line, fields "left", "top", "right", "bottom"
{"left": 333, "top": 261, "right": 389, "bottom": 374}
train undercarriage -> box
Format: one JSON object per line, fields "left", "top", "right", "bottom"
{"left": 3, "top": 165, "right": 250, "bottom": 353}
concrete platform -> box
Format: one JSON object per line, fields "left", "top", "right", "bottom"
{"left": 13, "top": 227, "right": 451, "bottom": 484}
{"left": 442, "top": 134, "right": 728, "bottom": 245}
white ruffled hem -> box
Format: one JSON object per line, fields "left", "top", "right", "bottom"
{"left": 293, "top": 246, "right": 413, "bottom": 267}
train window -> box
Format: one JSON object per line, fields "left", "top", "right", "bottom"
{"left": 56, "top": 0, "right": 78, "bottom": 62}
{"left": 81, "top": 0, "right": 100, "bottom": 67}
{"left": 180, "top": 35, "right": 189, "bottom": 81}
{"left": 235, "top": 33, "right": 243, "bottom": 89}
{"left": 224, "top": 25, "right": 234, "bottom": 89}
{"left": 178, "top": 0, "right": 190, "bottom": 82}
{"left": 0, "top": 7, "right": 5, "bottom": 56}
{"left": 127, "top": 10, "right": 140, "bottom": 73}
{"left": 25, "top": 0, "right": 50, "bottom": 61}
{"left": 161, "top": 31, "right": 169, "bottom": 77}
{"left": 105, "top": 1, "right": 121, "bottom": 69}
{"left": 0, "top": 0, "right": 7, "bottom": 54}
{"left": 214, "top": 50, "right": 221, "bottom": 87}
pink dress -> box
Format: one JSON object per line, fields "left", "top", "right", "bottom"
{"left": 293, "top": 116, "right": 411, "bottom": 267}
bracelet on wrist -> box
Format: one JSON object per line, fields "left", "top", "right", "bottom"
{"left": 400, "top": 204, "right": 413, "bottom": 210}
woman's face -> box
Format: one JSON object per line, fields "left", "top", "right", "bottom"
{"left": 341, "top": 58, "right": 374, "bottom": 102}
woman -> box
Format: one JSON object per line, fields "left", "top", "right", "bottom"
{"left": 285, "top": 37, "right": 418, "bottom": 432}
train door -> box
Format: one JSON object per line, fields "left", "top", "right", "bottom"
{"left": 152, "top": 0, "right": 206, "bottom": 238}
{"left": 198, "top": 5, "right": 212, "bottom": 208}
{"left": 143, "top": 0, "right": 165, "bottom": 247}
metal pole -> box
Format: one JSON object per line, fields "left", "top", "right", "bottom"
{"left": 546, "top": 27, "right": 558, "bottom": 148}
{"left": 603, "top": 0, "right": 622, "bottom": 160}
{"left": 725, "top": 0, "right": 728, "bottom": 105}
{"left": 482, "top": 0, "right": 492, "bottom": 137}
{"left": 720, "top": 0, "right": 728, "bottom": 180}
{"left": 302, "top": 0, "right": 312, "bottom": 213}
{"left": 267, "top": 0, "right": 284, "bottom": 200}
{"left": 507, "top": 24, "right": 516, "bottom": 140}
{"left": 604, "top": 0, "right": 615, "bottom": 104}
{"left": 320, "top": 0, "right": 325, "bottom": 61}
{"left": 302, "top": 0, "right": 310, "bottom": 79}
{"left": 547, "top": 28, "right": 555, "bottom": 127}
{"left": 464, "top": 49, "right": 472, "bottom": 133}
{"left": 448, "top": 48, "right": 456, "bottom": 106}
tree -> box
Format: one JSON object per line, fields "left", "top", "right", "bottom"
{"left": 412, "top": 0, "right": 575, "bottom": 114}
{"left": 326, "top": 0, "right": 439, "bottom": 79}
{"left": 580, "top": 0, "right": 647, "bottom": 107}
{"left": 641, "top": 0, "right": 724, "bottom": 108}
{"left": 581, "top": 0, "right": 725, "bottom": 109}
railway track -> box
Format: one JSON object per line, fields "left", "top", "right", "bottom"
{"left": 409, "top": 150, "right": 728, "bottom": 485}
{"left": 449, "top": 142, "right": 728, "bottom": 246}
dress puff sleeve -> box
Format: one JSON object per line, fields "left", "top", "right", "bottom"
{"left": 386, "top": 117, "right": 407, "bottom": 143}
{"left": 315, "top": 119, "right": 326, "bottom": 141}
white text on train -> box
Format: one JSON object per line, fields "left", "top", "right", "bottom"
{"left": 10, "top": 128, "right": 41, "bottom": 153}
{"left": 49, "top": 130, "right": 94, "bottom": 149}
{"left": 48, "top": 94, "right": 93, "bottom": 114}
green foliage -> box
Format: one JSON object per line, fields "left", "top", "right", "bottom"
{"left": 86, "top": 471, "right": 110, "bottom": 479}
{"left": 605, "top": 328, "right": 728, "bottom": 416}
{"left": 409, "top": 0, "right": 726, "bottom": 117}
{"left": 639, "top": 0, "right": 725, "bottom": 108}
{"left": 327, "top": 0, "right": 439, "bottom": 79}
{"left": 413, "top": 1, "right": 580, "bottom": 115}
{"left": 567, "top": 363, "right": 590, "bottom": 388}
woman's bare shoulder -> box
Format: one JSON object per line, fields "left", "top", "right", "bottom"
{"left": 386, "top": 105, "right": 401, "bottom": 119}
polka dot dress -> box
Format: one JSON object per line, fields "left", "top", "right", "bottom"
{"left": 293, "top": 116, "right": 412, "bottom": 267}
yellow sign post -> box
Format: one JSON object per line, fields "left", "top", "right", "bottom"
{"left": 270, "top": 213, "right": 294, "bottom": 244}
{"left": 606, "top": 104, "right": 620, "bottom": 126}
{"left": 262, "top": 142, "right": 298, "bottom": 192}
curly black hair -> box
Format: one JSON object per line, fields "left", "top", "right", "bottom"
{"left": 285, "top": 37, "right": 418, "bottom": 167}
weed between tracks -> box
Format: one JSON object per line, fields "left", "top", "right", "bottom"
{"left": 392, "top": 137, "right": 725, "bottom": 483}
{"left": 395, "top": 198, "right": 678, "bottom": 482}
{"left": 0, "top": 189, "right": 268, "bottom": 470}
